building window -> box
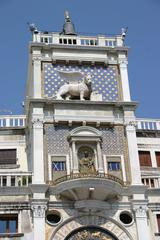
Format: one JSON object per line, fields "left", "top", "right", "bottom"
{"left": 0, "top": 149, "right": 17, "bottom": 165}
{"left": 156, "top": 152, "right": 160, "bottom": 167}
{"left": 108, "top": 162, "right": 120, "bottom": 171}
{"left": 105, "top": 40, "right": 116, "bottom": 47}
{"left": 51, "top": 156, "right": 67, "bottom": 181}
{"left": 138, "top": 151, "right": 152, "bottom": 167}
{"left": 52, "top": 161, "right": 66, "bottom": 171}
{"left": 157, "top": 214, "right": 160, "bottom": 233}
{"left": 0, "top": 214, "right": 18, "bottom": 234}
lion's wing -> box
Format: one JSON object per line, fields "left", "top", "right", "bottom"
{"left": 57, "top": 70, "right": 83, "bottom": 83}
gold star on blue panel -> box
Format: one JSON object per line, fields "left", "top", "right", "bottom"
{"left": 43, "top": 63, "right": 119, "bottom": 101}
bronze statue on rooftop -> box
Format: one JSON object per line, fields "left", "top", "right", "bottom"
{"left": 61, "top": 10, "right": 76, "bottom": 35}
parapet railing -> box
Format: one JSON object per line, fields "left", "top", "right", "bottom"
{"left": 136, "top": 118, "right": 160, "bottom": 131}
{"left": 142, "top": 177, "right": 160, "bottom": 188}
{"left": 0, "top": 172, "right": 32, "bottom": 187}
{"left": 0, "top": 115, "right": 159, "bottom": 131}
{"left": 32, "top": 32, "right": 124, "bottom": 47}
{"left": 48, "top": 172, "right": 125, "bottom": 186}
{"left": 0, "top": 115, "right": 26, "bottom": 128}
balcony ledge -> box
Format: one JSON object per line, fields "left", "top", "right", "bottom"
{"left": 48, "top": 172, "right": 125, "bottom": 186}
{"left": 48, "top": 173, "right": 126, "bottom": 201}
{"left": 0, "top": 233, "right": 24, "bottom": 238}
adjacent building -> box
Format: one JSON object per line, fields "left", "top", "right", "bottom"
{"left": 0, "top": 12, "right": 160, "bottom": 240}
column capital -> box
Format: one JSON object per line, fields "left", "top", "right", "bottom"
{"left": 32, "top": 117, "right": 44, "bottom": 128}
{"left": 32, "top": 55, "right": 42, "bottom": 62}
{"left": 132, "top": 202, "right": 148, "bottom": 218}
{"left": 31, "top": 202, "right": 47, "bottom": 218}
{"left": 118, "top": 59, "right": 128, "bottom": 66}
{"left": 125, "top": 121, "right": 137, "bottom": 129}
{"left": 134, "top": 206, "right": 148, "bottom": 218}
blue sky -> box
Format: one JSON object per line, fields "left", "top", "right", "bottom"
{"left": 0, "top": 0, "right": 160, "bottom": 118}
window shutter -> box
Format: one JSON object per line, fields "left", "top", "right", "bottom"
{"left": 157, "top": 214, "right": 160, "bottom": 232}
{"left": 156, "top": 152, "right": 160, "bottom": 167}
{"left": 138, "top": 151, "right": 152, "bottom": 167}
{"left": 0, "top": 149, "right": 16, "bottom": 165}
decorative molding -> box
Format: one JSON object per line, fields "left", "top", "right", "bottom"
{"left": 32, "top": 118, "right": 44, "bottom": 128}
{"left": 132, "top": 202, "right": 148, "bottom": 218}
{"left": 138, "top": 144, "right": 160, "bottom": 149}
{"left": 51, "top": 215, "right": 133, "bottom": 240}
{"left": 31, "top": 203, "right": 47, "bottom": 218}
{"left": 128, "top": 121, "right": 137, "bottom": 127}
{"left": 69, "top": 126, "right": 102, "bottom": 138}
{"left": 118, "top": 59, "right": 128, "bottom": 66}
{"left": 125, "top": 121, "right": 137, "bottom": 128}
{"left": 0, "top": 202, "right": 30, "bottom": 210}
{"left": 135, "top": 206, "right": 148, "bottom": 218}
{"left": 125, "top": 122, "right": 137, "bottom": 132}
{"left": 32, "top": 55, "right": 42, "bottom": 62}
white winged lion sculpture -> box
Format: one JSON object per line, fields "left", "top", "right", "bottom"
{"left": 56, "top": 71, "right": 92, "bottom": 100}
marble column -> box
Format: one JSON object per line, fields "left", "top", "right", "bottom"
{"left": 32, "top": 52, "right": 42, "bottom": 98}
{"left": 31, "top": 202, "right": 47, "bottom": 240}
{"left": 119, "top": 59, "right": 131, "bottom": 101}
{"left": 126, "top": 123, "right": 142, "bottom": 185}
{"left": 97, "top": 141, "right": 104, "bottom": 173}
{"left": 72, "top": 141, "right": 79, "bottom": 173}
{"left": 133, "top": 204, "right": 151, "bottom": 240}
{"left": 32, "top": 110, "right": 44, "bottom": 184}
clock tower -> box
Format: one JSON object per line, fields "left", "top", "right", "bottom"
{"left": 25, "top": 12, "right": 149, "bottom": 240}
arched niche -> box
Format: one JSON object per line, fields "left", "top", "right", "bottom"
{"left": 68, "top": 126, "right": 104, "bottom": 174}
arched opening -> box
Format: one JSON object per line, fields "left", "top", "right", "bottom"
{"left": 65, "top": 225, "right": 119, "bottom": 240}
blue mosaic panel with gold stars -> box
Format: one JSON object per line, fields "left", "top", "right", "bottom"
{"left": 43, "top": 63, "right": 120, "bottom": 101}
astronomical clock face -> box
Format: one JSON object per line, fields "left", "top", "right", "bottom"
{"left": 65, "top": 227, "right": 117, "bottom": 240}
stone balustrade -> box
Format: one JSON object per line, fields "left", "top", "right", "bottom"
{"left": 136, "top": 118, "right": 160, "bottom": 131}
{"left": 0, "top": 172, "right": 32, "bottom": 187}
{"left": 32, "top": 32, "right": 124, "bottom": 47}
{"left": 0, "top": 115, "right": 25, "bottom": 128}
{"left": 0, "top": 115, "right": 160, "bottom": 132}
{"left": 142, "top": 177, "right": 160, "bottom": 188}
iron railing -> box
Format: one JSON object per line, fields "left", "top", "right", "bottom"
{"left": 48, "top": 172, "right": 125, "bottom": 186}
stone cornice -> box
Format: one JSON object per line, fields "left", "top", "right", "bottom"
{"left": 29, "top": 98, "right": 138, "bottom": 109}
{"left": 0, "top": 201, "right": 30, "bottom": 210}
{"left": 29, "top": 184, "right": 49, "bottom": 194}
{"left": 0, "top": 186, "right": 31, "bottom": 196}
{"left": 29, "top": 42, "right": 129, "bottom": 53}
